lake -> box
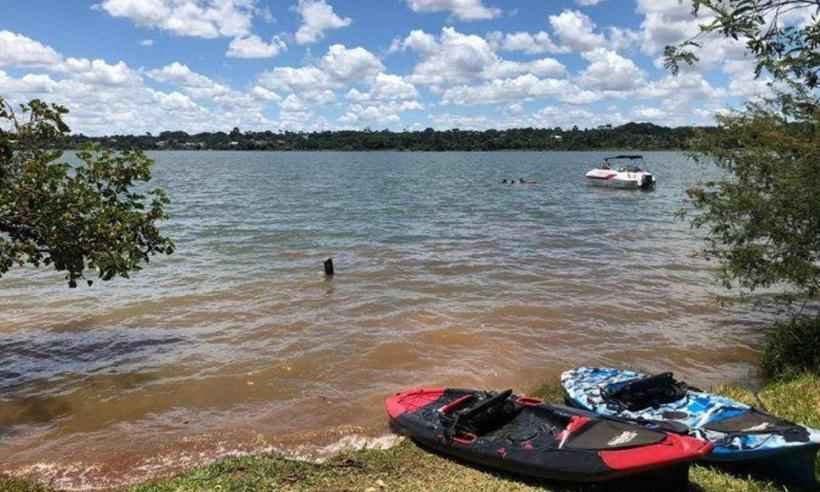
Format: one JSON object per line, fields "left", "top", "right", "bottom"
{"left": 0, "top": 151, "right": 769, "bottom": 489}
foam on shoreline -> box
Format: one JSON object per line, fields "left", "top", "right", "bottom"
{"left": 4, "top": 432, "right": 405, "bottom": 491}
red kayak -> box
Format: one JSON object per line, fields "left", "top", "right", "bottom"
{"left": 386, "top": 387, "right": 713, "bottom": 483}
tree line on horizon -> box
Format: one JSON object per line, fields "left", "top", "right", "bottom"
{"left": 65, "top": 122, "right": 709, "bottom": 151}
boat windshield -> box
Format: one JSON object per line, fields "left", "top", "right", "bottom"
{"left": 602, "top": 155, "right": 646, "bottom": 172}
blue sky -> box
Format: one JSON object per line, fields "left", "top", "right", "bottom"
{"left": 0, "top": 0, "right": 798, "bottom": 135}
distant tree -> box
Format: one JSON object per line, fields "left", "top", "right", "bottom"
{"left": 0, "top": 97, "right": 174, "bottom": 288}
{"left": 668, "top": 1, "right": 820, "bottom": 306}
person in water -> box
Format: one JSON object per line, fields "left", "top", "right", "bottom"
{"left": 502, "top": 179, "right": 508, "bottom": 184}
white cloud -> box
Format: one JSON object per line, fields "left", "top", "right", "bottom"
{"left": 635, "top": 0, "right": 756, "bottom": 78}
{"left": 58, "top": 58, "right": 142, "bottom": 86}
{"left": 226, "top": 35, "right": 286, "bottom": 59}
{"left": 607, "top": 27, "right": 641, "bottom": 52}
{"left": 430, "top": 112, "right": 490, "bottom": 129}
{"left": 578, "top": 48, "right": 645, "bottom": 91}
{"left": 401, "top": 27, "right": 566, "bottom": 87}
{"left": 429, "top": 104, "right": 629, "bottom": 130}
{"left": 256, "top": 43, "right": 419, "bottom": 129}
{"left": 148, "top": 62, "right": 220, "bottom": 88}
{"left": 256, "top": 44, "right": 383, "bottom": 108}
{"left": 404, "top": 28, "right": 497, "bottom": 85}
{"left": 779, "top": 4, "right": 818, "bottom": 27}
{"left": 276, "top": 94, "right": 334, "bottom": 131}
{"left": 486, "top": 31, "right": 568, "bottom": 55}
{"left": 0, "top": 70, "right": 58, "bottom": 94}
{"left": 405, "top": 0, "right": 501, "bottom": 21}
{"left": 250, "top": 86, "right": 281, "bottom": 102}
{"left": 280, "top": 94, "right": 307, "bottom": 112}
{"left": 533, "top": 105, "right": 626, "bottom": 129}
{"left": 1, "top": 66, "right": 275, "bottom": 135}
{"left": 147, "top": 62, "right": 231, "bottom": 99}
{"left": 637, "top": 72, "right": 725, "bottom": 106}
{"left": 486, "top": 58, "right": 566, "bottom": 79}
{"left": 636, "top": 0, "right": 701, "bottom": 55}
{"left": 397, "top": 30, "right": 439, "bottom": 53}
{"left": 506, "top": 102, "right": 524, "bottom": 115}
{"left": 575, "top": 0, "right": 604, "bottom": 5}
{"left": 258, "top": 65, "right": 337, "bottom": 94}
{"left": 97, "top": 0, "right": 256, "bottom": 38}
{"left": 441, "top": 74, "right": 571, "bottom": 105}
{"left": 339, "top": 100, "right": 422, "bottom": 126}
{"left": 723, "top": 59, "right": 772, "bottom": 99}
{"left": 0, "top": 31, "right": 62, "bottom": 68}
{"left": 319, "top": 44, "right": 384, "bottom": 82}
{"left": 0, "top": 32, "right": 145, "bottom": 91}
{"left": 633, "top": 106, "right": 666, "bottom": 120}
{"left": 2, "top": 1, "right": 781, "bottom": 133}
{"left": 347, "top": 73, "right": 418, "bottom": 102}
{"left": 150, "top": 89, "right": 202, "bottom": 112}
{"left": 548, "top": 10, "right": 606, "bottom": 52}
{"left": 294, "top": 0, "right": 352, "bottom": 45}
{"left": 341, "top": 73, "right": 422, "bottom": 127}
{"left": 558, "top": 88, "right": 604, "bottom": 105}
{"left": 340, "top": 106, "right": 400, "bottom": 125}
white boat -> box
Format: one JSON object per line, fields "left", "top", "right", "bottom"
{"left": 585, "top": 155, "right": 655, "bottom": 190}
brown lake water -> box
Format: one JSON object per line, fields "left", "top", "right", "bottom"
{"left": 0, "top": 151, "right": 770, "bottom": 489}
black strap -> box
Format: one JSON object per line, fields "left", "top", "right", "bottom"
{"left": 460, "top": 389, "right": 513, "bottom": 420}
{"left": 443, "top": 390, "right": 517, "bottom": 441}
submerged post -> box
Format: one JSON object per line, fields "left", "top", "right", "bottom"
{"left": 324, "top": 258, "right": 335, "bottom": 277}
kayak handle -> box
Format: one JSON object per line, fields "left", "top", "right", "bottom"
{"left": 558, "top": 416, "right": 592, "bottom": 449}
{"left": 516, "top": 396, "right": 543, "bottom": 407}
{"left": 452, "top": 432, "right": 478, "bottom": 445}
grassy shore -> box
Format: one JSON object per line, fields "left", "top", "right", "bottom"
{"left": 2, "top": 374, "right": 818, "bottom": 492}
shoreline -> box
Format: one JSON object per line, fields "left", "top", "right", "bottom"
{"left": 3, "top": 373, "right": 817, "bottom": 492}
{"left": 59, "top": 148, "right": 692, "bottom": 153}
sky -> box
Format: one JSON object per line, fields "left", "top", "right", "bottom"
{"left": 0, "top": 0, "right": 812, "bottom": 135}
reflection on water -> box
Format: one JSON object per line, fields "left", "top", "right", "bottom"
{"left": 0, "top": 151, "right": 769, "bottom": 489}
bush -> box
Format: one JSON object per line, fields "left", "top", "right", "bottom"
{"left": 762, "top": 317, "right": 820, "bottom": 379}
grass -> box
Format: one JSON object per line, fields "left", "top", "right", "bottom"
{"left": 2, "top": 375, "right": 818, "bottom": 492}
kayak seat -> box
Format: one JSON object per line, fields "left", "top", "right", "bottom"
{"left": 601, "top": 372, "right": 689, "bottom": 411}
{"left": 442, "top": 390, "right": 522, "bottom": 439}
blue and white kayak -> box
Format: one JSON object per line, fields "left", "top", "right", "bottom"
{"left": 561, "top": 368, "right": 820, "bottom": 486}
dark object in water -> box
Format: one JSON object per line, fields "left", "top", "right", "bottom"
{"left": 385, "top": 387, "right": 712, "bottom": 485}
{"left": 324, "top": 258, "right": 334, "bottom": 276}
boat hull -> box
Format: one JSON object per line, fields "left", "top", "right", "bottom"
{"left": 585, "top": 170, "right": 655, "bottom": 190}
{"left": 586, "top": 177, "right": 642, "bottom": 189}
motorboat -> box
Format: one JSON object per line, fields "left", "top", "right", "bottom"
{"left": 585, "top": 155, "right": 655, "bottom": 190}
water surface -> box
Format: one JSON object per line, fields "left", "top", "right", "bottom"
{"left": 0, "top": 151, "right": 767, "bottom": 489}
